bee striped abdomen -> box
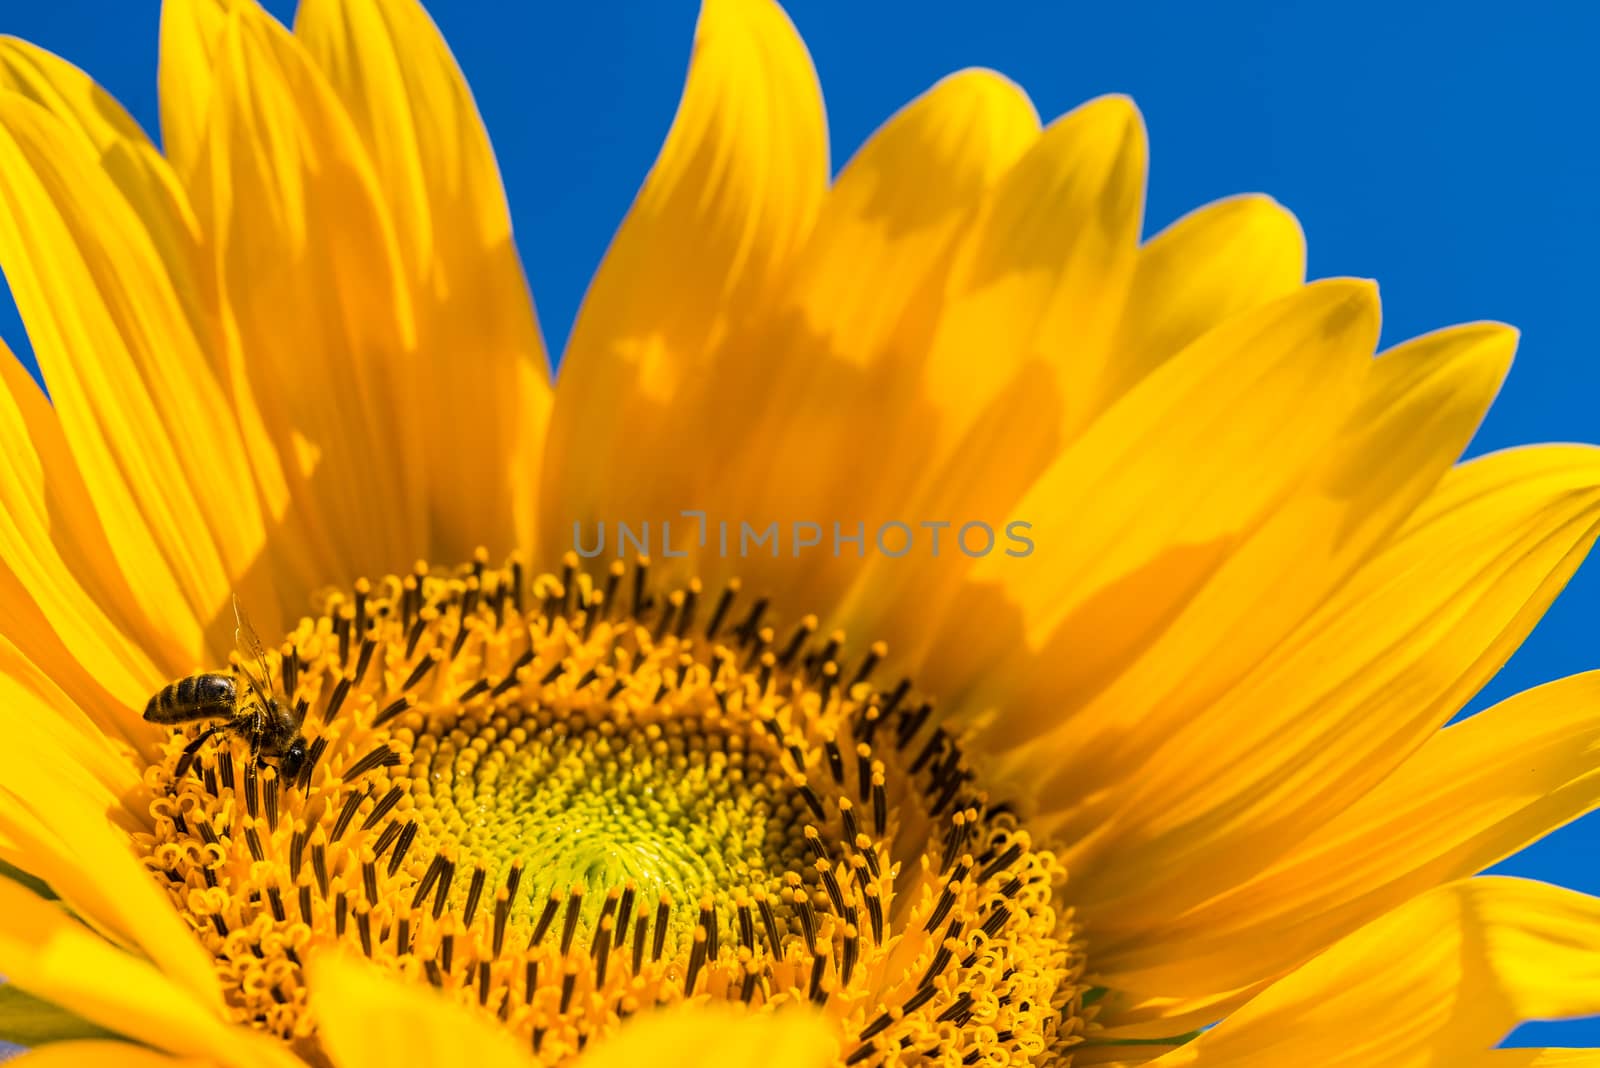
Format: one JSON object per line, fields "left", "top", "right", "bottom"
{"left": 144, "top": 673, "right": 237, "bottom": 724}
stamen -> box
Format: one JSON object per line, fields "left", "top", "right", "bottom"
{"left": 431, "top": 856, "right": 455, "bottom": 920}
{"left": 631, "top": 915, "right": 648, "bottom": 974}
{"left": 531, "top": 891, "right": 559, "bottom": 947}
{"left": 705, "top": 579, "right": 739, "bottom": 640}
{"left": 402, "top": 650, "right": 441, "bottom": 691}
{"left": 851, "top": 642, "right": 887, "bottom": 688}
{"left": 387, "top": 821, "right": 417, "bottom": 878}
{"left": 371, "top": 696, "right": 414, "bottom": 728}
{"left": 344, "top": 745, "right": 401, "bottom": 781}
{"left": 369, "top": 820, "right": 400, "bottom": 863}
{"left": 330, "top": 791, "right": 364, "bottom": 844}
{"left": 312, "top": 842, "right": 329, "bottom": 899}
{"left": 297, "top": 735, "right": 328, "bottom": 789}
{"left": 614, "top": 882, "right": 636, "bottom": 949}
{"left": 354, "top": 634, "right": 378, "bottom": 685}
{"left": 560, "top": 887, "right": 583, "bottom": 955}
{"left": 263, "top": 772, "right": 279, "bottom": 831}
{"left": 326, "top": 674, "right": 353, "bottom": 722}
{"left": 463, "top": 865, "right": 487, "bottom": 927}
{"left": 725, "top": 592, "right": 761, "bottom": 642}
{"left": 280, "top": 645, "right": 299, "bottom": 700}
{"left": 360, "top": 785, "right": 404, "bottom": 831}
{"left": 630, "top": 556, "right": 650, "bottom": 617}
{"left": 288, "top": 827, "right": 307, "bottom": 880}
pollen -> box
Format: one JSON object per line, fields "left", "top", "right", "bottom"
{"left": 133, "top": 555, "right": 1088, "bottom": 1064}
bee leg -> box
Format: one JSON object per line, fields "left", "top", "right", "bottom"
{"left": 174, "top": 723, "right": 230, "bottom": 781}
{"left": 230, "top": 700, "right": 263, "bottom": 769}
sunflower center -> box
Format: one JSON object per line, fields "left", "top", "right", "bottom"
{"left": 134, "top": 555, "right": 1087, "bottom": 1065}
{"left": 433, "top": 710, "right": 787, "bottom": 920}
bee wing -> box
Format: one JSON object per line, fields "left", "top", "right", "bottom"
{"left": 233, "top": 594, "right": 275, "bottom": 701}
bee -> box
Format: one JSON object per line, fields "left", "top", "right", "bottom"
{"left": 144, "top": 597, "right": 308, "bottom": 784}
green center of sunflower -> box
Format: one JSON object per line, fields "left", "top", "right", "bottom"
{"left": 134, "top": 555, "right": 1088, "bottom": 1065}
{"left": 429, "top": 698, "right": 801, "bottom": 946}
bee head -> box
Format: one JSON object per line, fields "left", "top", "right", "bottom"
{"left": 279, "top": 736, "right": 308, "bottom": 783}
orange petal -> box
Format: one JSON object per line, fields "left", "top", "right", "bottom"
{"left": 539, "top": 0, "right": 828, "bottom": 548}
{"left": 819, "top": 94, "right": 1149, "bottom": 662}
{"left": 1132, "top": 878, "right": 1600, "bottom": 1068}
{"left": 0, "top": 339, "right": 166, "bottom": 734}
{"left": 157, "top": 0, "right": 239, "bottom": 185}
{"left": 1074, "top": 444, "right": 1600, "bottom": 957}
{"left": 0, "top": 879, "right": 291, "bottom": 1066}
{"left": 908, "top": 278, "right": 1376, "bottom": 710}
{"left": 0, "top": 35, "right": 209, "bottom": 333}
{"left": 295, "top": 0, "right": 552, "bottom": 561}
{"left": 1104, "top": 193, "right": 1304, "bottom": 403}
{"left": 1094, "top": 670, "right": 1600, "bottom": 1007}
{"left": 661, "top": 67, "right": 1041, "bottom": 607}
{"left": 309, "top": 952, "right": 532, "bottom": 1068}
{"left": 986, "top": 322, "right": 1515, "bottom": 843}
{"left": 0, "top": 92, "right": 269, "bottom": 664}
{"left": 197, "top": 2, "right": 427, "bottom": 589}
{"left": 0, "top": 681, "right": 215, "bottom": 1010}
{"left": 6, "top": 1041, "right": 221, "bottom": 1067}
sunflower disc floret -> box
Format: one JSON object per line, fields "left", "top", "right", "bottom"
{"left": 135, "top": 555, "right": 1087, "bottom": 1064}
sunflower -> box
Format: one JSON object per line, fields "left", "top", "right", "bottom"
{"left": 1, "top": 0, "right": 1599, "bottom": 1065}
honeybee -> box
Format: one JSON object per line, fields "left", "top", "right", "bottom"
{"left": 144, "top": 597, "right": 308, "bottom": 783}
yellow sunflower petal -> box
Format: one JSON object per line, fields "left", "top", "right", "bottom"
{"left": 294, "top": 0, "right": 552, "bottom": 560}
{"left": 5, "top": 1041, "right": 218, "bottom": 1067}
{"left": 574, "top": 1005, "right": 837, "bottom": 1068}
{"left": 539, "top": 0, "right": 828, "bottom": 536}
{"left": 157, "top": 0, "right": 237, "bottom": 184}
{"left": 0, "top": 879, "right": 289, "bottom": 1067}
{"left": 157, "top": 2, "right": 307, "bottom": 590}
{"left": 0, "top": 659, "right": 217, "bottom": 1009}
{"left": 0, "top": 634, "right": 144, "bottom": 799}
{"left": 1073, "top": 443, "right": 1600, "bottom": 950}
{"left": 0, "top": 769, "right": 220, "bottom": 1011}
{"left": 0, "top": 35, "right": 205, "bottom": 310}
{"left": 0, "top": 782, "right": 216, "bottom": 1007}
{"left": 819, "top": 96, "right": 1147, "bottom": 625}
{"left": 918, "top": 91, "right": 1146, "bottom": 448}
{"left": 662, "top": 67, "right": 1041, "bottom": 606}
{"left": 987, "top": 322, "right": 1515, "bottom": 836}
{"left": 0, "top": 37, "right": 205, "bottom": 287}
{"left": 1093, "top": 669, "right": 1600, "bottom": 1005}
{"left": 1471, "top": 1055, "right": 1600, "bottom": 1068}
{"left": 998, "top": 316, "right": 1510, "bottom": 799}
{"left": 780, "top": 94, "right": 1148, "bottom": 660}
{"left": 906, "top": 278, "right": 1375, "bottom": 703}
{"left": 198, "top": 2, "right": 426, "bottom": 587}
{"left": 0, "top": 36, "right": 145, "bottom": 149}
{"left": 734, "top": 65, "right": 1039, "bottom": 452}
{"left": 0, "top": 978, "right": 112, "bottom": 1048}
{"left": 782, "top": 69, "right": 1038, "bottom": 372}
{"left": 1104, "top": 193, "right": 1305, "bottom": 403}
{"left": 987, "top": 277, "right": 1374, "bottom": 646}
{"left": 1139, "top": 877, "right": 1600, "bottom": 1068}
{"left": 985, "top": 316, "right": 1510, "bottom": 777}
{"left": 1085, "top": 982, "right": 1272, "bottom": 1047}
{"left": 0, "top": 92, "right": 270, "bottom": 664}
{"left": 0, "top": 339, "right": 165, "bottom": 727}
{"left": 1130, "top": 321, "right": 1521, "bottom": 716}
{"left": 309, "top": 952, "right": 531, "bottom": 1068}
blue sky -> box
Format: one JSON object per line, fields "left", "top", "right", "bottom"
{"left": 3, "top": 0, "right": 1599, "bottom": 1047}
